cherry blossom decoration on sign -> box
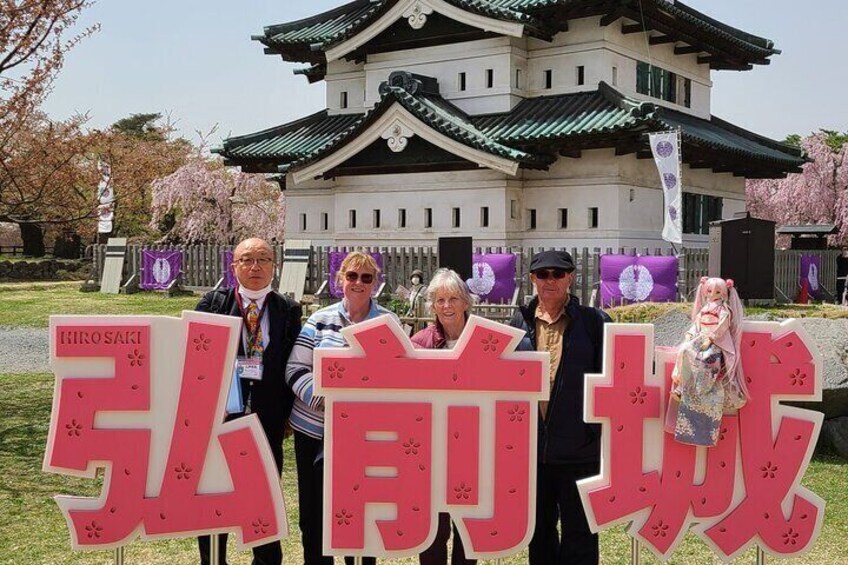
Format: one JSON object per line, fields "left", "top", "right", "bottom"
{"left": 43, "top": 312, "right": 287, "bottom": 551}
{"left": 578, "top": 321, "right": 825, "bottom": 562}
{"left": 315, "top": 315, "right": 549, "bottom": 560}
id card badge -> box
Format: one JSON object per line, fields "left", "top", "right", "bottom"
{"left": 236, "top": 357, "right": 263, "bottom": 381}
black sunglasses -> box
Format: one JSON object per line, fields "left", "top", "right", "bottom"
{"left": 534, "top": 269, "right": 569, "bottom": 280}
{"left": 345, "top": 271, "right": 375, "bottom": 284}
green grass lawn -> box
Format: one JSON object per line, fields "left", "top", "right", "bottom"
{"left": 0, "top": 282, "right": 201, "bottom": 327}
{"left": 0, "top": 284, "right": 846, "bottom": 563}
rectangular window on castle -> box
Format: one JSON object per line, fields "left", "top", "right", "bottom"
{"left": 612, "top": 66, "right": 618, "bottom": 86}
{"left": 398, "top": 208, "right": 407, "bottom": 228}
{"left": 485, "top": 69, "right": 494, "bottom": 89}
{"left": 510, "top": 199, "right": 518, "bottom": 219}
{"left": 349, "top": 209, "right": 357, "bottom": 229}
{"left": 683, "top": 77, "right": 692, "bottom": 108}
{"left": 544, "top": 69, "right": 553, "bottom": 90}
{"left": 515, "top": 68, "right": 522, "bottom": 89}
{"left": 373, "top": 209, "right": 381, "bottom": 229}
{"left": 424, "top": 208, "right": 433, "bottom": 229}
{"left": 299, "top": 213, "right": 307, "bottom": 231}
{"left": 576, "top": 65, "right": 585, "bottom": 86}
{"left": 559, "top": 208, "right": 568, "bottom": 229}
{"left": 458, "top": 72, "right": 466, "bottom": 92}
{"left": 340, "top": 91, "right": 349, "bottom": 109}
{"left": 452, "top": 207, "right": 461, "bottom": 228}
{"left": 480, "top": 206, "right": 489, "bottom": 228}
{"left": 527, "top": 209, "right": 537, "bottom": 230}
{"left": 321, "top": 212, "right": 329, "bottom": 231}
{"left": 589, "top": 207, "right": 599, "bottom": 228}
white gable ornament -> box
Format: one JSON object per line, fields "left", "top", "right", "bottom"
{"left": 381, "top": 121, "right": 415, "bottom": 153}
{"left": 403, "top": 2, "right": 433, "bottom": 30}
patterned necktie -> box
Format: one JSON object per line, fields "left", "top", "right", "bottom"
{"left": 246, "top": 300, "right": 264, "bottom": 356}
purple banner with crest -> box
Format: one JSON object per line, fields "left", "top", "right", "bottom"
{"left": 141, "top": 250, "right": 182, "bottom": 290}
{"left": 328, "top": 251, "right": 384, "bottom": 298}
{"left": 466, "top": 253, "right": 516, "bottom": 303}
{"left": 221, "top": 250, "right": 236, "bottom": 289}
{"left": 599, "top": 255, "right": 678, "bottom": 308}
{"left": 800, "top": 255, "right": 823, "bottom": 299}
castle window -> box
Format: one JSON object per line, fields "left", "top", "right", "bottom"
{"left": 683, "top": 193, "right": 723, "bottom": 234}
{"left": 452, "top": 207, "right": 461, "bottom": 228}
{"left": 480, "top": 206, "right": 489, "bottom": 228}
{"left": 527, "top": 209, "right": 537, "bottom": 230}
{"left": 340, "top": 91, "right": 349, "bottom": 109}
{"left": 485, "top": 69, "right": 494, "bottom": 88}
{"left": 544, "top": 69, "right": 553, "bottom": 89}
{"left": 349, "top": 209, "right": 357, "bottom": 229}
{"left": 612, "top": 66, "right": 618, "bottom": 86}
{"left": 510, "top": 199, "right": 518, "bottom": 219}
{"left": 398, "top": 208, "right": 407, "bottom": 228}
{"left": 373, "top": 209, "right": 381, "bottom": 229}
{"left": 576, "top": 65, "right": 585, "bottom": 86}
{"left": 299, "top": 213, "right": 307, "bottom": 231}
{"left": 321, "top": 212, "right": 329, "bottom": 231}
{"left": 424, "top": 208, "right": 433, "bottom": 228}
{"left": 589, "top": 207, "right": 599, "bottom": 228}
{"left": 515, "top": 68, "right": 522, "bottom": 89}
{"left": 559, "top": 208, "right": 568, "bottom": 229}
{"left": 458, "top": 72, "right": 466, "bottom": 92}
{"left": 637, "top": 62, "right": 677, "bottom": 103}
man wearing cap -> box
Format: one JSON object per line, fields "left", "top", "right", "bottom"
{"left": 510, "top": 250, "right": 610, "bottom": 565}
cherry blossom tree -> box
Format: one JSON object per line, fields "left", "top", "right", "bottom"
{"left": 150, "top": 155, "right": 285, "bottom": 244}
{"left": 1, "top": 0, "right": 98, "bottom": 149}
{"left": 747, "top": 131, "right": 848, "bottom": 245}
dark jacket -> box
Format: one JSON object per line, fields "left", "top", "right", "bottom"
{"left": 196, "top": 287, "right": 302, "bottom": 472}
{"left": 510, "top": 296, "right": 610, "bottom": 464}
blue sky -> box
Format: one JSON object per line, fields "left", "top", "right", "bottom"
{"left": 42, "top": 0, "right": 847, "bottom": 145}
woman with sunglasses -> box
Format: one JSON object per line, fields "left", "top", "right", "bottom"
{"left": 285, "top": 251, "right": 394, "bottom": 565}
{"left": 409, "top": 268, "right": 477, "bottom": 565}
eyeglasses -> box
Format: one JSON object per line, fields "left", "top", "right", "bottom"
{"left": 345, "top": 271, "right": 375, "bottom": 284}
{"left": 533, "top": 268, "right": 569, "bottom": 280}
{"left": 236, "top": 257, "right": 274, "bottom": 267}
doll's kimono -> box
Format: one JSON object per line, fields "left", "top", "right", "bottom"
{"left": 669, "top": 299, "right": 746, "bottom": 446}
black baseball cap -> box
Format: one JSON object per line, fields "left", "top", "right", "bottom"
{"left": 529, "top": 250, "right": 575, "bottom": 273}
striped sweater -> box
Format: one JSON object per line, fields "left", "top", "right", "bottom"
{"left": 285, "top": 299, "right": 396, "bottom": 439}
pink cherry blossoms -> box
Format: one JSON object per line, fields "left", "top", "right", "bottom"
{"left": 747, "top": 132, "right": 848, "bottom": 245}
{"left": 150, "top": 157, "right": 285, "bottom": 244}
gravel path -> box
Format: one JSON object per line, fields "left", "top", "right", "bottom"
{"left": 0, "top": 326, "right": 50, "bottom": 374}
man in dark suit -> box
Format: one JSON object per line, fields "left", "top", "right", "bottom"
{"left": 196, "top": 237, "right": 302, "bottom": 565}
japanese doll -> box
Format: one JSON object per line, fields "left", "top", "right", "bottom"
{"left": 667, "top": 277, "right": 748, "bottom": 446}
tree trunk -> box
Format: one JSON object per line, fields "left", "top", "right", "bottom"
{"left": 19, "top": 222, "right": 46, "bottom": 257}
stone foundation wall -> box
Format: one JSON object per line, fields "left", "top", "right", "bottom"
{"left": 0, "top": 259, "right": 88, "bottom": 281}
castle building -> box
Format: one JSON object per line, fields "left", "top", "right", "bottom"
{"left": 215, "top": 0, "right": 804, "bottom": 248}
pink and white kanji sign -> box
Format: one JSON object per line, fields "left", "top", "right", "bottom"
{"left": 315, "top": 315, "right": 549, "bottom": 560}
{"left": 579, "top": 321, "right": 826, "bottom": 562}
{"left": 43, "top": 312, "right": 287, "bottom": 551}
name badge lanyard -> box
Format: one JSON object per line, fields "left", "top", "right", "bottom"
{"left": 235, "top": 291, "right": 268, "bottom": 357}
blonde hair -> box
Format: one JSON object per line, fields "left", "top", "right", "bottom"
{"left": 335, "top": 251, "right": 381, "bottom": 286}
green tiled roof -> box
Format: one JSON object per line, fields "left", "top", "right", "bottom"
{"left": 217, "top": 80, "right": 803, "bottom": 178}
{"left": 474, "top": 83, "right": 651, "bottom": 142}
{"left": 656, "top": 110, "right": 804, "bottom": 167}
{"left": 284, "top": 84, "right": 552, "bottom": 173}
{"left": 259, "top": 0, "right": 779, "bottom": 69}
{"left": 215, "top": 111, "right": 362, "bottom": 162}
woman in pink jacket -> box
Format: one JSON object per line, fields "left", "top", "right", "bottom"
{"left": 410, "top": 268, "right": 477, "bottom": 565}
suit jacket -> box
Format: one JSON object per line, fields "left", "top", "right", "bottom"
{"left": 196, "top": 287, "right": 302, "bottom": 472}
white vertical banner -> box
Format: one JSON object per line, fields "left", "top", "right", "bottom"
{"left": 648, "top": 131, "right": 683, "bottom": 244}
{"left": 97, "top": 160, "right": 114, "bottom": 234}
